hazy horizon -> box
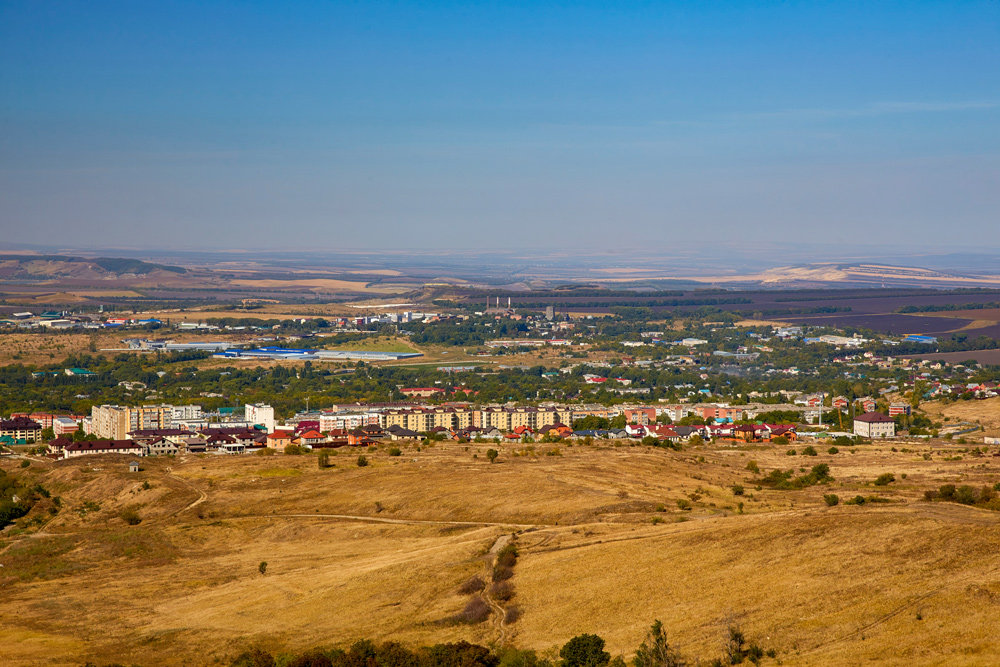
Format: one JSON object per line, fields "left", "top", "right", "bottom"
{"left": 2, "top": 2, "right": 998, "bottom": 251}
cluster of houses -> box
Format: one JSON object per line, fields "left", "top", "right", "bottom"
{"left": 37, "top": 416, "right": 803, "bottom": 460}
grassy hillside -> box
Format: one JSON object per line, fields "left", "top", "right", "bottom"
{"left": 2, "top": 438, "right": 1000, "bottom": 665}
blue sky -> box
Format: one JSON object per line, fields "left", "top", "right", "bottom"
{"left": 1, "top": 1, "right": 998, "bottom": 252}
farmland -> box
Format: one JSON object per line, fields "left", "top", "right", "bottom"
{"left": 4, "top": 437, "right": 1000, "bottom": 665}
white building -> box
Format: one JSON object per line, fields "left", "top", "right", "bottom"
{"left": 854, "top": 412, "right": 896, "bottom": 438}
{"left": 171, "top": 404, "right": 203, "bottom": 422}
{"left": 245, "top": 404, "right": 276, "bottom": 433}
{"left": 319, "top": 412, "right": 380, "bottom": 432}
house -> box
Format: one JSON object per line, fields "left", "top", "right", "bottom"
{"left": 180, "top": 435, "right": 207, "bottom": 453}
{"left": 144, "top": 436, "right": 179, "bottom": 457}
{"left": 888, "top": 403, "right": 911, "bottom": 417}
{"left": 348, "top": 424, "right": 385, "bottom": 446}
{"left": 62, "top": 439, "right": 145, "bottom": 459}
{"left": 386, "top": 425, "right": 422, "bottom": 440}
{"left": 854, "top": 412, "right": 896, "bottom": 439}
{"left": 47, "top": 436, "right": 74, "bottom": 455}
{"left": 129, "top": 461, "right": 140, "bottom": 473}
{"left": 267, "top": 430, "right": 295, "bottom": 449}
{"left": 296, "top": 429, "right": 327, "bottom": 447}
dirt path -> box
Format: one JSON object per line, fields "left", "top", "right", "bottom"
{"left": 164, "top": 469, "right": 208, "bottom": 517}
{"left": 271, "top": 513, "right": 540, "bottom": 529}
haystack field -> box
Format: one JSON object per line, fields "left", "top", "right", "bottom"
{"left": 3, "top": 437, "right": 1000, "bottom": 665}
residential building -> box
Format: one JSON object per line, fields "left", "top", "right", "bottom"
{"left": 90, "top": 405, "right": 175, "bottom": 440}
{"left": 245, "top": 404, "right": 276, "bottom": 432}
{"left": 319, "top": 412, "right": 380, "bottom": 432}
{"left": 0, "top": 417, "right": 42, "bottom": 443}
{"left": 62, "top": 439, "right": 145, "bottom": 459}
{"left": 854, "top": 412, "right": 896, "bottom": 438}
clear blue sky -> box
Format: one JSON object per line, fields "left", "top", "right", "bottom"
{"left": 1, "top": 1, "right": 998, "bottom": 252}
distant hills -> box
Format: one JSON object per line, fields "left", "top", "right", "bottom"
{"left": 0, "top": 255, "right": 186, "bottom": 280}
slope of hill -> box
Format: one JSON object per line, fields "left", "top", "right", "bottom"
{"left": 3, "top": 438, "right": 1000, "bottom": 665}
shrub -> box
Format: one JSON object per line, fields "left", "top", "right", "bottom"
{"left": 119, "top": 506, "right": 142, "bottom": 525}
{"left": 490, "top": 580, "right": 515, "bottom": 602}
{"left": 496, "top": 544, "right": 518, "bottom": 567}
{"left": 785, "top": 448, "right": 797, "bottom": 456}
{"left": 924, "top": 489, "right": 938, "bottom": 501}
{"left": 731, "top": 484, "right": 744, "bottom": 496}
{"left": 20, "top": 460, "right": 29, "bottom": 468}
{"left": 317, "top": 452, "right": 330, "bottom": 469}
{"left": 486, "top": 448, "right": 499, "bottom": 464}
{"left": 503, "top": 606, "right": 522, "bottom": 624}
{"left": 828, "top": 446, "right": 839, "bottom": 454}
{"left": 388, "top": 447, "right": 402, "bottom": 457}
{"left": 560, "top": 634, "right": 610, "bottom": 667}
{"left": 955, "top": 485, "right": 978, "bottom": 505}
{"left": 356, "top": 455, "right": 369, "bottom": 467}
{"left": 823, "top": 494, "right": 840, "bottom": 506}
{"left": 230, "top": 648, "right": 276, "bottom": 667}
{"left": 493, "top": 565, "right": 514, "bottom": 582}
{"left": 939, "top": 484, "right": 956, "bottom": 499}
{"left": 458, "top": 575, "right": 486, "bottom": 595}
{"left": 283, "top": 444, "right": 306, "bottom": 455}
{"left": 847, "top": 495, "right": 867, "bottom": 505}
{"left": 676, "top": 499, "right": 691, "bottom": 511}
{"left": 258, "top": 561, "right": 268, "bottom": 575}
{"left": 802, "top": 445, "right": 818, "bottom": 456}
{"left": 772, "top": 435, "right": 789, "bottom": 445}
{"left": 746, "top": 460, "right": 759, "bottom": 474}
{"left": 874, "top": 473, "right": 895, "bottom": 486}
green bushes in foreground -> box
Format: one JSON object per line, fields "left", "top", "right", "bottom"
{"left": 226, "top": 620, "right": 775, "bottom": 667}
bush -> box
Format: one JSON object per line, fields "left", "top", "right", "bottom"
{"left": 828, "top": 446, "right": 839, "bottom": 454}
{"left": 955, "top": 485, "right": 978, "bottom": 505}
{"left": 119, "top": 506, "right": 142, "bottom": 525}
{"left": 802, "top": 445, "right": 818, "bottom": 456}
{"left": 457, "top": 596, "right": 491, "bottom": 624}
{"left": 486, "top": 448, "right": 499, "bottom": 464}
{"left": 823, "top": 494, "right": 840, "bottom": 506}
{"left": 676, "top": 499, "right": 691, "bottom": 511}
{"left": 458, "top": 575, "right": 486, "bottom": 595}
{"left": 503, "top": 606, "right": 522, "bottom": 624}
{"left": 560, "top": 634, "right": 610, "bottom": 667}
{"left": 284, "top": 444, "right": 307, "bottom": 455}
{"left": 874, "top": 473, "right": 895, "bottom": 486}
{"left": 388, "top": 447, "right": 402, "bottom": 457}
{"left": 786, "top": 449, "right": 797, "bottom": 456}
{"left": 317, "top": 452, "right": 330, "bottom": 469}
{"left": 490, "top": 580, "right": 515, "bottom": 602}
{"left": 493, "top": 565, "right": 514, "bottom": 582}
{"left": 258, "top": 561, "right": 268, "bottom": 575}
{"left": 772, "top": 435, "right": 789, "bottom": 445}
{"left": 356, "top": 455, "right": 369, "bottom": 467}
{"left": 496, "top": 543, "right": 518, "bottom": 567}
{"left": 939, "top": 484, "right": 956, "bottom": 499}
{"left": 731, "top": 484, "right": 744, "bottom": 496}
{"left": 746, "top": 460, "right": 759, "bottom": 474}
{"left": 230, "top": 648, "right": 276, "bottom": 667}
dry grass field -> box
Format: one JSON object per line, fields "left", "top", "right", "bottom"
{"left": 3, "top": 438, "right": 1000, "bottom": 665}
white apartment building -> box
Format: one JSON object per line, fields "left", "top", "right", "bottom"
{"left": 245, "top": 404, "right": 276, "bottom": 433}
{"left": 319, "top": 412, "right": 380, "bottom": 432}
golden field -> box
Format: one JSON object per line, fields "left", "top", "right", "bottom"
{"left": 2, "top": 437, "right": 1000, "bottom": 665}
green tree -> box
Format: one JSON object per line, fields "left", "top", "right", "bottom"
{"left": 487, "top": 448, "right": 499, "bottom": 464}
{"left": 560, "top": 634, "right": 610, "bottom": 667}
{"left": 633, "top": 620, "right": 684, "bottom": 667}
